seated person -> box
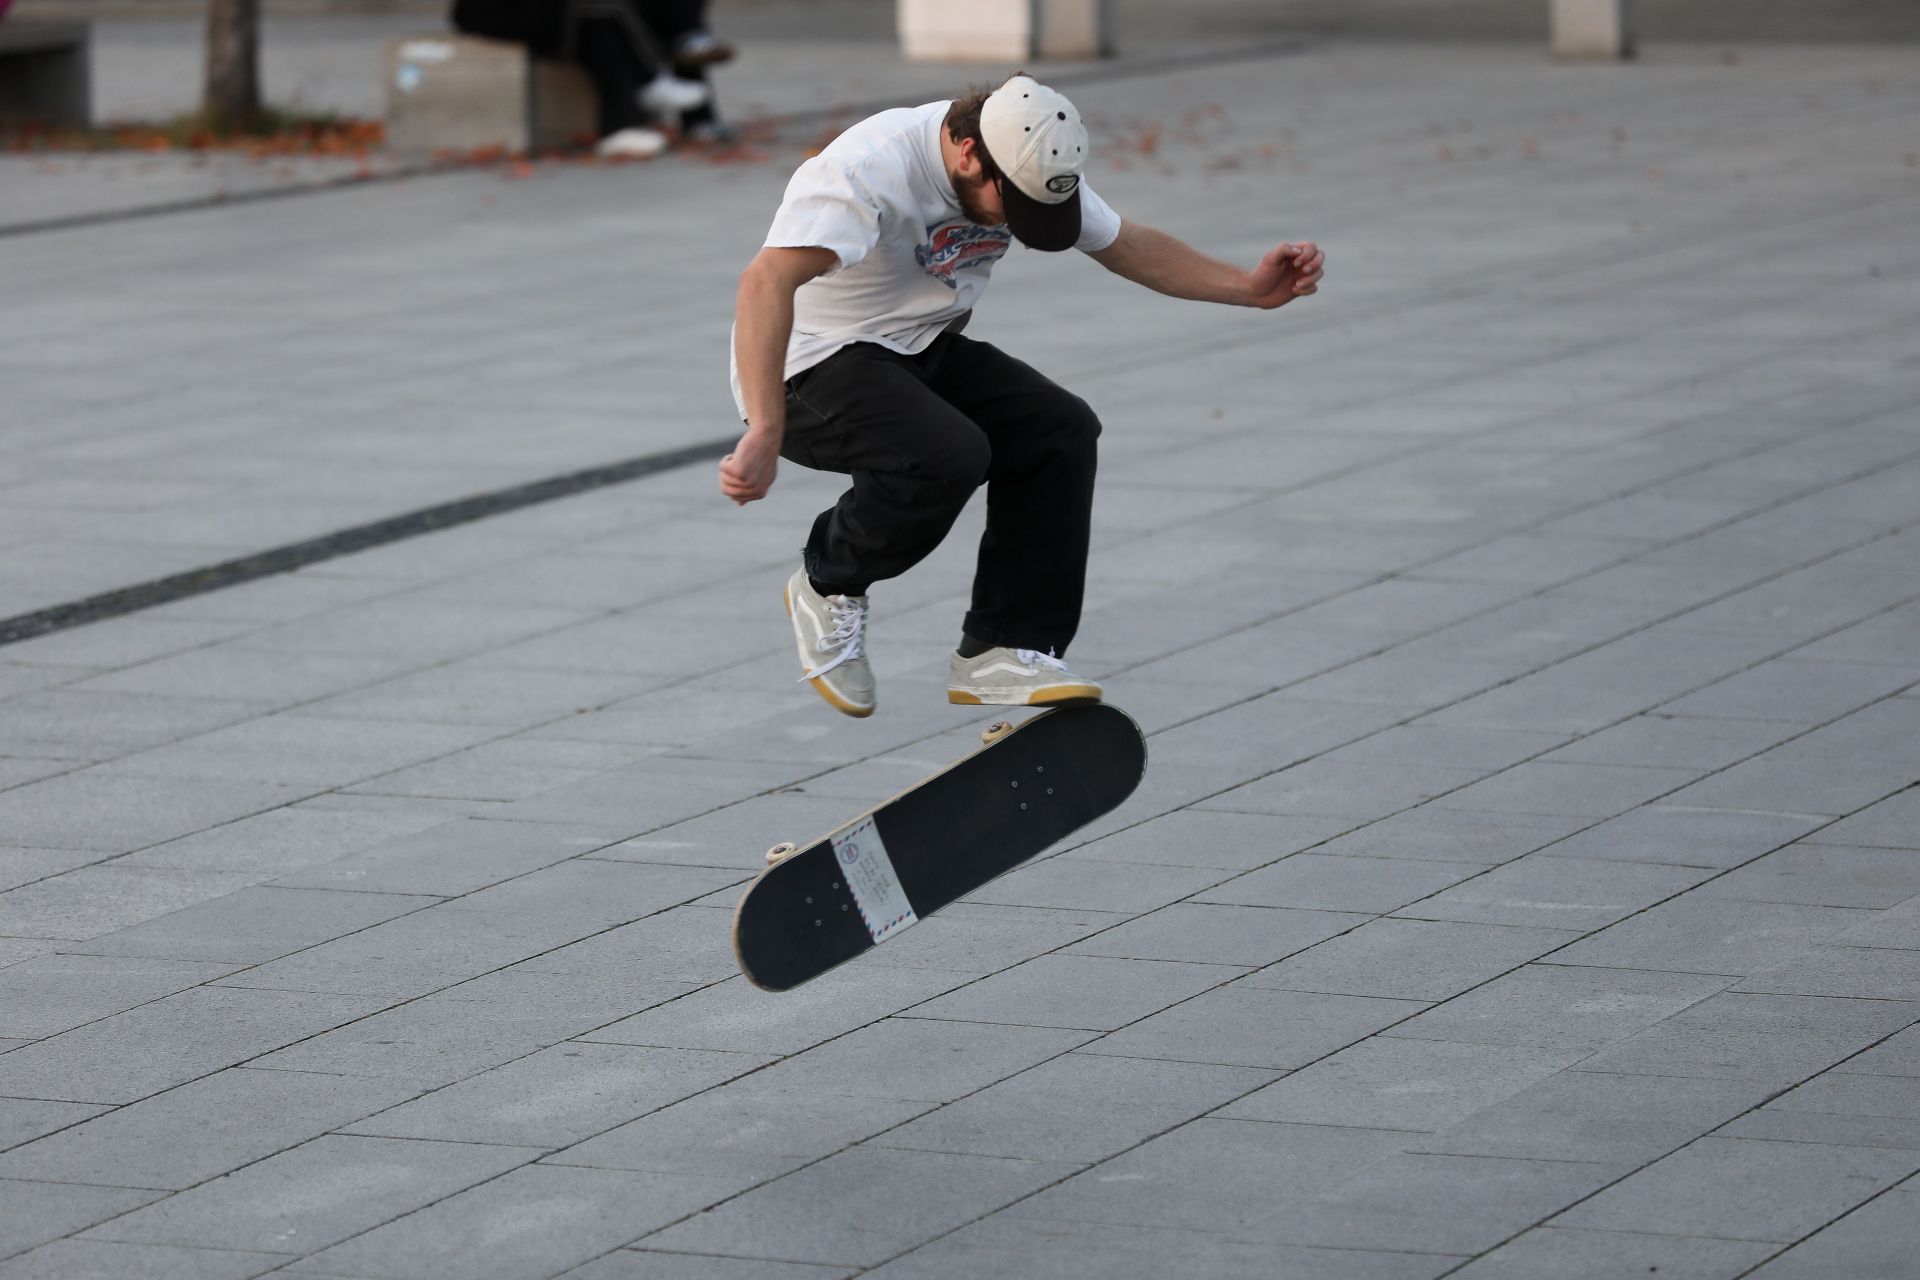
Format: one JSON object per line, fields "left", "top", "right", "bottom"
{"left": 450, "top": 0, "right": 730, "bottom": 156}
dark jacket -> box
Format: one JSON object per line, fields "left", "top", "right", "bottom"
{"left": 450, "top": 0, "right": 567, "bottom": 54}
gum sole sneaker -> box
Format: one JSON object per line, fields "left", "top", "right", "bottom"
{"left": 948, "top": 646, "right": 1103, "bottom": 706}
{"left": 786, "top": 569, "right": 876, "bottom": 718}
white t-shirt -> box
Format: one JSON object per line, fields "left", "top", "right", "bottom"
{"left": 729, "top": 100, "right": 1122, "bottom": 417}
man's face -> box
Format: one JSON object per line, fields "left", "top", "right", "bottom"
{"left": 951, "top": 140, "right": 1007, "bottom": 227}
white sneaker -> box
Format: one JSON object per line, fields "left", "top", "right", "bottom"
{"left": 595, "top": 126, "right": 667, "bottom": 159}
{"left": 638, "top": 73, "right": 710, "bottom": 116}
{"left": 948, "top": 647, "right": 1103, "bottom": 706}
{"left": 786, "top": 569, "right": 875, "bottom": 718}
{"left": 673, "top": 30, "right": 735, "bottom": 66}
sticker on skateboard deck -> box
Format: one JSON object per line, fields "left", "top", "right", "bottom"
{"left": 732, "top": 704, "right": 1147, "bottom": 991}
{"left": 831, "top": 816, "right": 917, "bottom": 943}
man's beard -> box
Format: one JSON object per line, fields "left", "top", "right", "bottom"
{"left": 951, "top": 167, "right": 1001, "bottom": 227}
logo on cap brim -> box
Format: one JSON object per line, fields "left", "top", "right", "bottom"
{"left": 1045, "top": 174, "right": 1080, "bottom": 196}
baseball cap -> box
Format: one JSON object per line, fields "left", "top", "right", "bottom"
{"left": 979, "top": 75, "right": 1089, "bottom": 252}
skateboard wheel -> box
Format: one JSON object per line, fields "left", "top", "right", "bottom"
{"left": 765, "top": 842, "right": 799, "bottom": 865}
{"left": 981, "top": 721, "right": 1014, "bottom": 745}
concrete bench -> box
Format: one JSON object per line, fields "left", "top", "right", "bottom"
{"left": 384, "top": 33, "right": 597, "bottom": 155}
{"left": 0, "top": 20, "right": 91, "bottom": 127}
{"left": 899, "top": 0, "right": 1109, "bottom": 62}
{"left": 1551, "top": 0, "right": 1635, "bottom": 58}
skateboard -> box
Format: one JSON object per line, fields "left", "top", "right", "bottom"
{"left": 732, "top": 703, "right": 1147, "bottom": 991}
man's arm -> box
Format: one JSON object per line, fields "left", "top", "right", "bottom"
{"left": 719, "top": 245, "right": 840, "bottom": 506}
{"left": 1088, "top": 219, "right": 1324, "bottom": 310}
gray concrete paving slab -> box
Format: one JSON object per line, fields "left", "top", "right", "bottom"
{"left": 560, "top": 1254, "right": 853, "bottom": 1280}
{"left": 873, "top": 1050, "right": 1273, "bottom": 1164}
{"left": 1061, "top": 900, "right": 1364, "bottom": 966}
{"left": 214, "top": 904, "right": 624, "bottom": 999}
{"left": 1220, "top": 1036, "right": 1583, "bottom": 1132}
{"left": 548, "top": 1083, "right": 932, "bottom": 1184}
{"left": 1261, "top": 1152, "right": 1629, "bottom": 1255}
{"left": 1720, "top": 1109, "right": 1920, "bottom": 1153}
{"left": 68, "top": 886, "right": 436, "bottom": 963}
{"left": 581, "top": 967, "right": 972, "bottom": 1057}
{"left": 1087, "top": 984, "right": 1427, "bottom": 1070}
{"left": 906, "top": 954, "right": 1228, "bottom": 1032}
{"left": 1701, "top": 843, "right": 1920, "bottom": 910}
{"left": 1804, "top": 789, "right": 1920, "bottom": 851}
{"left": 1204, "top": 760, "right": 1490, "bottom": 821}
{"left": 0, "top": 1067, "right": 426, "bottom": 1191}
{"left": 1414, "top": 1069, "right": 1773, "bottom": 1163}
{"left": 0, "top": 1098, "right": 109, "bottom": 1154}
{"left": 0, "top": 1180, "right": 163, "bottom": 1258}
{"left": 1553, "top": 896, "right": 1877, "bottom": 974}
{"left": 287, "top": 1162, "right": 747, "bottom": 1280}
{"left": 270, "top": 818, "right": 632, "bottom": 896}
{"left": 1387, "top": 963, "right": 1733, "bottom": 1051}
{"left": 1555, "top": 1135, "right": 1920, "bottom": 1243}
{"left": 0, "top": 1239, "right": 291, "bottom": 1280}
{"left": 114, "top": 804, "right": 458, "bottom": 877}
{"left": 1198, "top": 851, "right": 1485, "bottom": 913}
{"left": 748, "top": 1016, "right": 1091, "bottom": 1105}
{"left": 84, "top": 1133, "right": 538, "bottom": 1254}
{"left": 855, "top": 902, "right": 1116, "bottom": 976}
{"left": 638, "top": 1145, "right": 1075, "bottom": 1269}
{"left": 957, "top": 853, "right": 1224, "bottom": 914}
{"left": 0, "top": 953, "right": 239, "bottom": 1038}
{"left": 1310, "top": 809, "right": 1591, "bottom": 866}
{"left": 1059, "top": 809, "right": 1353, "bottom": 871}
{"left": 342, "top": 1042, "right": 767, "bottom": 1149}
{"left": 0, "top": 985, "right": 394, "bottom": 1105}
{"left": 1574, "top": 992, "right": 1920, "bottom": 1089}
{"left": 1737, "top": 946, "right": 1920, "bottom": 1002}
{"left": 4, "top": 13, "right": 1920, "bottom": 1274}
{"left": 1397, "top": 854, "right": 1714, "bottom": 930}
{"left": 1450, "top": 1227, "right": 1776, "bottom": 1280}
{"left": 0, "top": 771, "right": 318, "bottom": 857}
{"left": 1009, "top": 1115, "right": 1417, "bottom": 1235}
{"left": 1741, "top": 1186, "right": 1920, "bottom": 1280}
{"left": 866, "top": 1216, "right": 1460, "bottom": 1280}
{"left": 1242, "top": 916, "right": 1580, "bottom": 1001}
{"left": 1537, "top": 805, "right": 1825, "bottom": 868}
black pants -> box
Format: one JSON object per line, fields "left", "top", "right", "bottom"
{"left": 780, "top": 334, "right": 1102, "bottom": 656}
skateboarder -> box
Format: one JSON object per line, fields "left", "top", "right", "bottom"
{"left": 720, "top": 73, "right": 1324, "bottom": 717}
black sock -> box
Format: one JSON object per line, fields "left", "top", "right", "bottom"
{"left": 810, "top": 576, "right": 859, "bottom": 598}
{"left": 956, "top": 633, "right": 994, "bottom": 659}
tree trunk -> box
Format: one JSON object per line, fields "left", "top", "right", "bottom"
{"left": 203, "top": 0, "right": 262, "bottom": 128}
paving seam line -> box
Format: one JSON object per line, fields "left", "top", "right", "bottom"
{"left": 0, "top": 435, "right": 737, "bottom": 649}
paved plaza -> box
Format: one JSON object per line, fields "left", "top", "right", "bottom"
{"left": 2, "top": 3, "right": 1920, "bottom": 1277}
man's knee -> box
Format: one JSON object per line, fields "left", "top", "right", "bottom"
{"left": 919, "top": 427, "right": 993, "bottom": 491}
{"left": 1048, "top": 391, "right": 1102, "bottom": 462}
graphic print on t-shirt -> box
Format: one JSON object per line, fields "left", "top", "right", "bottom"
{"left": 915, "top": 218, "right": 1013, "bottom": 288}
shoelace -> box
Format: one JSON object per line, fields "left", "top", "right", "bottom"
{"left": 801, "top": 596, "right": 866, "bottom": 681}
{"left": 1014, "top": 648, "right": 1069, "bottom": 673}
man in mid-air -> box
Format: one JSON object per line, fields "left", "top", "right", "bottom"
{"left": 721, "top": 73, "right": 1324, "bottom": 717}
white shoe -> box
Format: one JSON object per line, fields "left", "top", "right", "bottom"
{"left": 673, "top": 31, "right": 735, "bottom": 66}
{"left": 786, "top": 569, "right": 876, "bottom": 718}
{"left": 595, "top": 127, "right": 668, "bottom": 159}
{"left": 638, "top": 73, "right": 710, "bottom": 116}
{"left": 948, "top": 647, "right": 1102, "bottom": 706}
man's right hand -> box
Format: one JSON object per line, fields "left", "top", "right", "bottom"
{"left": 719, "top": 424, "right": 781, "bottom": 505}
